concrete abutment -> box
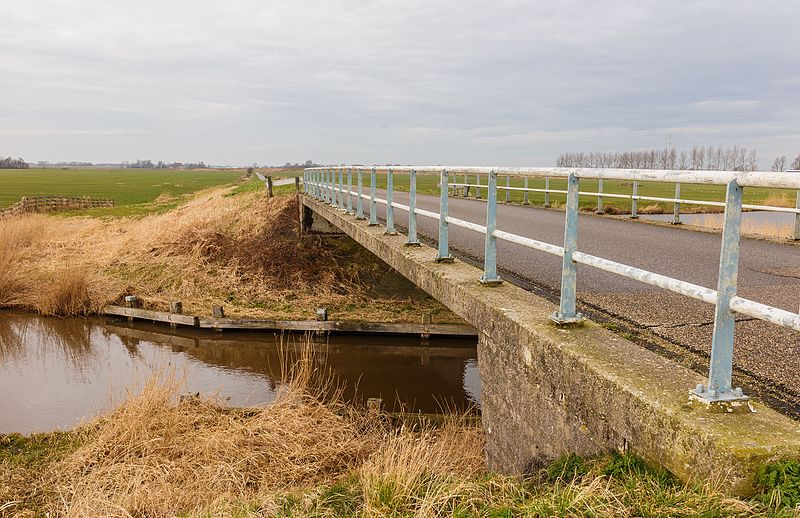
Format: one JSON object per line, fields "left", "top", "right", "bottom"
{"left": 301, "top": 196, "right": 800, "bottom": 495}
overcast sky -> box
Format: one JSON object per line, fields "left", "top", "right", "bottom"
{"left": 2, "top": 0, "right": 798, "bottom": 167}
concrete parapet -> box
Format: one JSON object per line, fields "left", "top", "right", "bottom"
{"left": 302, "top": 196, "right": 800, "bottom": 496}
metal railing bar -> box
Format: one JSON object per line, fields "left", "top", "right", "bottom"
{"left": 445, "top": 216, "right": 487, "bottom": 234}
{"left": 493, "top": 230, "right": 565, "bottom": 257}
{"left": 729, "top": 297, "right": 800, "bottom": 332}
{"left": 572, "top": 251, "right": 717, "bottom": 304}
{"left": 305, "top": 166, "right": 800, "bottom": 190}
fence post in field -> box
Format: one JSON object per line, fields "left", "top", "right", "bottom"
{"left": 295, "top": 176, "right": 300, "bottom": 192}
{"left": 266, "top": 176, "right": 274, "bottom": 198}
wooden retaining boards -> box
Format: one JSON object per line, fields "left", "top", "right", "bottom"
{"left": 103, "top": 305, "right": 200, "bottom": 326}
{"left": 101, "top": 305, "right": 476, "bottom": 337}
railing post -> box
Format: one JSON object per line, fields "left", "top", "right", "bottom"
{"left": 552, "top": 173, "right": 583, "bottom": 324}
{"left": 523, "top": 176, "right": 529, "bottom": 205}
{"left": 347, "top": 167, "right": 353, "bottom": 214}
{"left": 475, "top": 174, "right": 481, "bottom": 199}
{"left": 316, "top": 170, "right": 321, "bottom": 199}
{"left": 505, "top": 175, "right": 511, "bottom": 203}
{"left": 436, "top": 170, "right": 454, "bottom": 263}
{"left": 692, "top": 179, "right": 746, "bottom": 404}
{"left": 405, "top": 170, "right": 421, "bottom": 246}
{"left": 544, "top": 177, "right": 551, "bottom": 207}
{"left": 303, "top": 171, "right": 307, "bottom": 193}
{"left": 331, "top": 169, "right": 338, "bottom": 207}
{"left": 385, "top": 168, "right": 397, "bottom": 234}
{"left": 631, "top": 180, "right": 639, "bottom": 218}
{"left": 672, "top": 183, "right": 682, "bottom": 225}
{"left": 338, "top": 168, "right": 344, "bottom": 209}
{"left": 596, "top": 178, "right": 604, "bottom": 214}
{"left": 356, "top": 169, "right": 365, "bottom": 219}
{"left": 794, "top": 190, "right": 800, "bottom": 241}
{"left": 369, "top": 167, "right": 378, "bottom": 226}
{"left": 481, "top": 171, "right": 502, "bottom": 285}
{"left": 464, "top": 174, "right": 470, "bottom": 197}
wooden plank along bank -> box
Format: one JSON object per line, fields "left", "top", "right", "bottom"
{"left": 102, "top": 305, "right": 477, "bottom": 337}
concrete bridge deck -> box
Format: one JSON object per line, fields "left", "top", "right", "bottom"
{"left": 300, "top": 194, "right": 800, "bottom": 495}
{"left": 364, "top": 189, "right": 800, "bottom": 414}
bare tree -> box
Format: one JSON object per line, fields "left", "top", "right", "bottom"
{"left": 771, "top": 155, "right": 787, "bottom": 172}
{"left": 792, "top": 154, "right": 800, "bottom": 170}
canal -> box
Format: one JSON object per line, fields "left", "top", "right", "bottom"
{"left": 0, "top": 311, "right": 480, "bottom": 434}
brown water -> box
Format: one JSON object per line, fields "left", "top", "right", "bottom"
{"left": 0, "top": 312, "right": 479, "bottom": 434}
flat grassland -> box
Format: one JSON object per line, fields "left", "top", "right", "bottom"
{"left": 0, "top": 168, "right": 243, "bottom": 210}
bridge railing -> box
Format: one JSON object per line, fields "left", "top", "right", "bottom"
{"left": 302, "top": 166, "right": 800, "bottom": 405}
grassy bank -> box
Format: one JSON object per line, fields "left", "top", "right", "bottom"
{"left": 0, "top": 184, "right": 457, "bottom": 322}
{"left": 1, "top": 362, "right": 795, "bottom": 517}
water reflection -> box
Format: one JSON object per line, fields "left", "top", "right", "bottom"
{"left": 0, "top": 312, "right": 479, "bottom": 434}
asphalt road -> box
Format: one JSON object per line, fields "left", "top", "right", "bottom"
{"left": 355, "top": 190, "right": 800, "bottom": 413}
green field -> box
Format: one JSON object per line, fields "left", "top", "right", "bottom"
{"left": 0, "top": 168, "right": 244, "bottom": 209}
{"left": 313, "top": 171, "right": 798, "bottom": 213}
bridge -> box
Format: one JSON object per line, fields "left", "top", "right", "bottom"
{"left": 300, "top": 165, "right": 800, "bottom": 495}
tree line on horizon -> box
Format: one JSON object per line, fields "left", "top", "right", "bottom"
{"left": 0, "top": 156, "right": 29, "bottom": 169}
{"left": 556, "top": 146, "right": 800, "bottom": 172}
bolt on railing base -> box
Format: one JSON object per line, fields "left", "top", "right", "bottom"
{"left": 435, "top": 255, "right": 455, "bottom": 264}
{"left": 480, "top": 276, "right": 503, "bottom": 287}
{"left": 550, "top": 312, "right": 585, "bottom": 325}
{"left": 689, "top": 386, "right": 752, "bottom": 413}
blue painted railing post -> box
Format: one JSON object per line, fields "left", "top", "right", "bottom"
{"left": 436, "top": 170, "right": 454, "bottom": 263}
{"left": 385, "top": 168, "right": 397, "bottom": 234}
{"left": 631, "top": 180, "right": 639, "bottom": 218}
{"left": 369, "top": 167, "right": 378, "bottom": 226}
{"left": 552, "top": 173, "right": 583, "bottom": 324}
{"left": 693, "top": 179, "right": 746, "bottom": 403}
{"left": 405, "top": 170, "right": 421, "bottom": 246}
{"left": 596, "top": 178, "right": 604, "bottom": 214}
{"left": 544, "top": 177, "right": 551, "bottom": 207}
{"left": 672, "top": 183, "right": 682, "bottom": 225}
{"left": 505, "top": 175, "right": 511, "bottom": 203}
{"left": 794, "top": 191, "right": 800, "bottom": 241}
{"left": 338, "top": 168, "right": 344, "bottom": 209}
{"left": 347, "top": 168, "right": 353, "bottom": 214}
{"left": 523, "top": 176, "right": 529, "bottom": 205}
{"left": 356, "top": 169, "right": 365, "bottom": 219}
{"left": 329, "top": 169, "right": 336, "bottom": 206}
{"left": 481, "top": 171, "right": 502, "bottom": 285}
{"left": 475, "top": 174, "right": 481, "bottom": 199}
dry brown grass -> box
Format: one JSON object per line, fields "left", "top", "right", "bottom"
{"left": 0, "top": 188, "right": 456, "bottom": 321}
{"left": 762, "top": 192, "right": 795, "bottom": 208}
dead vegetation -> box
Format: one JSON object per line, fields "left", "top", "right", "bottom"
{"left": 0, "top": 349, "right": 778, "bottom": 517}
{"left": 0, "top": 187, "right": 457, "bottom": 321}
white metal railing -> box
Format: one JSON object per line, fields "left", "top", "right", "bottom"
{"left": 302, "top": 166, "right": 800, "bottom": 405}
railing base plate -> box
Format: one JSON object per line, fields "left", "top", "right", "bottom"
{"left": 435, "top": 256, "right": 455, "bottom": 264}
{"left": 550, "top": 312, "right": 585, "bottom": 325}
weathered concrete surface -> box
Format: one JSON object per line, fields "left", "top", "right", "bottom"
{"left": 303, "top": 196, "right": 800, "bottom": 496}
